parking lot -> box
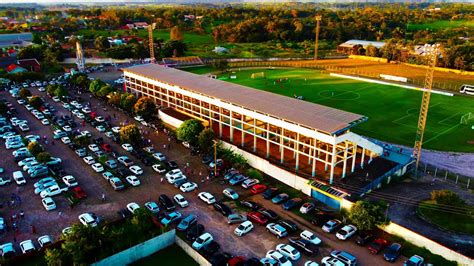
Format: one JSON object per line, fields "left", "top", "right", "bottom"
{"left": 0, "top": 77, "right": 403, "bottom": 265}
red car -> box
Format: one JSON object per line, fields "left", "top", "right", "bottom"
{"left": 368, "top": 238, "right": 389, "bottom": 254}
{"left": 101, "top": 143, "right": 112, "bottom": 152}
{"left": 247, "top": 212, "right": 268, "bottom": 225}
{"left": 250, "top": 184, "right": 267, "bottom": 194}
{"left": 227, "top": 256, "right": 245, "bottom": 266}
{"left": 71, "top": 186, "right": 87, "bottom": 200}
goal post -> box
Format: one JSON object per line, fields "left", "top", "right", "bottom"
{"left": 251, "top": 72, "right": 265, "bottom": 79}
{"left": 460, "top": 112, "right": 473, "bottom": 125}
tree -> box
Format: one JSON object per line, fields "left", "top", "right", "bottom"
{"left": 212, "top": 59, "right": 229, "bottom": 73}
{"left": 119, "top": 124, "right": 142, "bottom": 146}
{"left": 18, "top": 88, "right": 32, "bottom": 99}
{"left": 28, "top": 141, "right": 43, "bottom": 156}
{"left": 55, "top": 85, "right": 68, "bottom": 99}
{"left": 47, "top": 84, "right": 58, "bottom": 96}
{"left": 198, "top": 128, "right": 215, "bottom": 154}
{"left": 120, "top": 93, "right": 137, "bottom": 113}
{"left": 176, "top": 119, "right": 204, "bottom": 145}
{"left": 0, "top": 102, "right": 7, "bottom": 115}
{"left": 96, "top": 84, "right": 113, "bottom": 98}
{"left": 94, "top": 36, "right": 110, "bottom": 52}
{"left": 29, "top": 96, "right": 43, "bottom": 109}
{"left": 161, "top": 40, "right": 187, "bottom": 57}
{"left": 134, "top": 97, "right": 157, "bottom": 120}
{"left": 348, "top": 200, "right": 387, "bottom": 231}
{"left": 36, "top": 151, "right": 52, "bottom": 163}
{"left": 170, "top": 26, "right": 184, "bottom": 41}
{"left": 44, "top": 248, "right": 66, "bottom": 266}
{"left": 430, "top": 190, "right": 465, "bottom": 207}
{"left": 89, "top": 79, "right": 106, "bottom": 95}
{"left": 108, "top": 92, "right": 121, "bottom": 106}
{"left": 365, "top": 44, "right": 379, "bottom": 57}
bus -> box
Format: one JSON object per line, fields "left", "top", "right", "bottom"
{"left": 459, "top": 84, "right": 474, "bottom": 95}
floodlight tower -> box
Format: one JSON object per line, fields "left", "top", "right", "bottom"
{"left": 413, "top": 44, "right": 440, "bottom": 175}
{"left": 148, "top": 23, "right": 156, "bottom": 64}
{"left": 76, "top": 41, "right": 85, "bottom": 72}
{"left": 314, "top": 15, "right": 322, "bottom": 60}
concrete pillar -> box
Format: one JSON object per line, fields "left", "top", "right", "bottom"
{"left": 280, "top": 128, "right": 285, "bottom": 164}
{"left": 342, "top": 143, "right": 348, "bottom": 178}
{"left": 324, "top": 145, "right": 329, "bottom": 171}
{"left": 219, "top": 107, "right": 223, "bottom": 138}
{"left": 241, "top": 115, "right": 245, "bottom": 147}
{"left": 253, "top": 118, "right": 257, "bottom": 152}
{"left": 230, "top": 110, "right": 234, "bottom": 142}
{"left": 312, "top": 145, "right": 317, "bottom": 177}
{"left": 361, "top": 148, "right": 366, "bottom": 169}
{"left": 369, "top": 152, "right": 373, "bottom": 163}
{"left": 351, "top": 145, "right": 357, "bottom": 173}
{"left": 329, "top": 143, "right": 337, "bottom": 184}
{"left": 295, "top": 133, "right": 300, "bottom": 171}
{"left": 266, "top": 123, "right": 270, "bottom": 158}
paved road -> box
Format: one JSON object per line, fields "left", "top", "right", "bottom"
{"left": 0, "top": 87, "right": 401, "bottom": 265}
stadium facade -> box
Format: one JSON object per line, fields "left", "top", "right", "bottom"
{"left": 123, "top": 64, "right": 384, "bottom": 184}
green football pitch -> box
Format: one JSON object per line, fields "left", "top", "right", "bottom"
{"left": 208, "top": 68, "right": 474, "bottom": 152}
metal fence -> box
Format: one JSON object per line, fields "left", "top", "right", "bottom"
{"left": 419, "top": 162, "right": 472, "bottom": 189}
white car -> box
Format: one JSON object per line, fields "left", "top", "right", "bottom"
{"left": 198, "top": 192, "right": 216, "bottom": 205}
{"left": 300, "top": 202, "right": 315, "bottom": 214}
{"left": 126, "top": 202, "right": 140, "bottom": 214}
{"left": 152, "top": 164, "right": 167, "bottom": 174}
{"left": 96, "top": 125, "right": 106, "bottom": 132}
{"left": 88, "top": 144, "right": 99, "bottom": 152}
{"left": 180, "top": 182, "right": 198, "bottom": 192}
{"left": 300, "top": 230, "right": 322, "bottom": 245}
{"left": 41, "top": 119, "right": 50, "bottom": 125}
{"left": 62, "top": 175, "right": 78, "bottom": 187}
{"left": 223, "top": 188, "right": 239, "bottom": 200}
{"left": 18, "top": 157, "right": 36, "bottom": 167}
{"left": 111, "top": 126, "right": 121, "bottom": 133}
{"left": 42, "top": 197, "right": 56, "bottom": 211}
{"left": 266, "top": 250, "right": 292, "bottom": 266}
{"left": 129, "top": 165, "right": 143, "bottom": 175}
{"left": 83, "top": 156, "right": 95, "bottom": 165}
{"left": 242, "top": 178, "right": 259, "bottom": 189}
{"left": 40, "top": 185, "right": 65, "bottom": 198}
{"left": 134, "top": 115, "right": 144, "bottom": 122}
{"left": 13, "top": 171, "right": 26, "bottom": 185}
{"left": 61, "top": 136, "right": 71, "bottom": 144}
{"left": 117, "top": 156, "right": 134, "bottom": 166}
{"left": 78, "top": 213, "right": 99, "bottom": 227}
{"left": 19, "top": 123, "right": 29, "bottom": 132}
{"left": 276, "top": 244, "right": 301, "bottom": 261}
{"left": 37, "top": 235, "right": 53, "bottom": 248}
{"left": 122, "top": 143, "right": 133, "bottom": 152}
{"left": 95, "top": 116, "right": 105, "bottom": 122}
{"left": 82, "top": 107, "right": 91, "bottom": 113}
{"left": 91, "top": 163, "right": 104, "bottom": 173}
{"left": 63, "top": 125, "right": 72, "bottom": 132}
{"left": 152, "top": 152, "right": 166, "bottom": 161}
{"left": 192, "top": 232, "right": 213, "bottom": 250}
{"left": 144, "top": 201, "right": 160, "bottom": 213}
{"left": 19, "top": 240, "right": 35, "bottom": 254}
{"left": 166, "top": 169, "right": 183, "bottom": 179}
{"left": 336, "top": 225, "right": 357, "bottom": 240}
{"left": 52, "top": 96, "right": 60, "bottom": 102}
{"left": 173, "top": 194, "right": 189, "bottom": 208}
{"left": 126, "top": 175, "right": 141, "bottom": 186}
{"left": 234, "top": 221, "right": 254, "bottom": 236}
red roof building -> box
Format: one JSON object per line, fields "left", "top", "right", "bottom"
{"left": 17, "top": 58, "right": 41, "bottom": 72}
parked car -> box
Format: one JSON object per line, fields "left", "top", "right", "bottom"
{"left": 240, "top": 200, "right": 260, "bottom": 210}
{"left": 125, "top": 175, "right": 141, "bottom": 186}
{"left": 289, "top": 238, "right": 319, "bottom": 256}
{"left": 152, "top": 164, "right": 167, "bottom": 174}
{"left": 247, "top": 212, "right": 268, "bottom": 225}
{"left": 160, "top": 211, "right": 182, "bottom": 226}
{"left": 272, "top": 193, "right": 289, "bottom": 204}
{"left": 192, "top": 232, "right": 213, "bottom": 250}
{"left": 282, "top": 198, "right": 302, "bottom": 210}
{"left": 177, "top": 214, "right": 197, "bottom": 232}
{"left": 355, "top": 232, "right": 374, "bottom": 246}
{"left": 213, "top": 202, "right": 233, "bottom": 216}
{"left": 109, "top": 177, "right": 125, "bottom": 191}
{"left": 266, "top": 250, "right": 291, "bottom": 266}
{"left": 322, "top": 219, "right": 342, "bottom": 233}
{"left": 158, "top": 194, "right": 175, "bottom": 211}
{"left": 180, "top": 182, "right": 198, "bottom": 192}
{"left": 78, "top": 213, "right": 100, "bottom": 227}
{"left": 71, "top": 186, "right": 87, "bottom": 200}
{"left": 201, "top": 240, "right": 220, "bottom": 257}
{"left": 223, "top": 188, "right": 239, "bottom": 200}
{"left": 277, "top": 219, "right": 298, "bottom": 232}
{"left": 384, "top": 243, "right": 402, "bottom": 262}
{"left": 259, "top": 209, "right": 279, "bottom": 221}
{"left": 42, "top": 197, "right": 56, "bottom": 211}
{"left": 173, "top": 194, "right": 189, "bottom": 208}
{"left": 368, "top": 238, "right": 389, "bottom": 254}
{"left": 336, "top": 225, "right": 358, "bottom": 240}
{"left": 330, "top": 250, "right": 358, "bottom": 266}
{"left": 198, "top": 192, "right": 216, "bottom": 205}
{"left": 126, "top": 202, "right": 141, "bottom": 214}
{"left": 266, "top": 223, "right": 288, "bottom": 238}
{"left": 227, "top": 214, "right": 247, "bottom": 225}
{"left": 186, "top": 224, "right": 205, "bottom": 242}
{"left": 37, "top": 235, "right": 53, "bottom": 248}
{"left": 276, "top": 243, "right": 301, "bottom": 261}
{"left": 404, "top": 255, "right": 424, "bottom": 266}
{"left": 300, "top": 230, "right": 322, "bottom": 245}
{"left": 250, "top": 184, "right": 267, "bottom": 194}
{"left": 144, "top": 201, "right": 160, "bottom": 214}
{"left": 242, "top": 178, "right": 259, "bottom": 189}
{"left": 19, "top": 240, "right": 35, "bottom": 254}
{"left": 234, "top": 221, "right": 254, "bottom": 236}
{"left": 300, "top": 202, "right": 315, "bottom": 214}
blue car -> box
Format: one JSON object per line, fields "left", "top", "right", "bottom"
{"left": 229, "top": 175, "right": 247, "bottom": 185}
{"left": 160, "top": 211, "right": 182, "bottom": 226}
{"left": 384, "top": 243, "right": 402, "bottom": 262}
{"left": 177, "top": 214, "right": 197, "bottom": 231}
{"left": 272, "top": 193, "right": 289, "bottom": 204}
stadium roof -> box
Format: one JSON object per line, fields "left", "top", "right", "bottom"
{"left": 338, "top": 39, "right": 386, "bottom": 49}
{"left": 0, "top": 33, "right": 33, "bottom": 48}
{"left": 123, "top": 64, "right": 366, "bottom": 134}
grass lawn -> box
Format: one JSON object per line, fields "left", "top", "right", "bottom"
{"left": 207, "top": 68, "right": 474, "bottom": 152}
{"left": 130, "top": 244, "right": 198, "bottom": 266}
{"left": 407, "top": 20, "right": 474, "bottom": 31}
{"left": 417, "top": 200, "right": 474, "bottom": 235}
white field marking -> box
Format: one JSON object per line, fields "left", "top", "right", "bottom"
{"left": 392, "top": 103, "right": 441, "bottom": 124}
{"left": 438, "top": 112, "right": 461, "bottom": 126}
{"left": 330, "top": 73, "right": 454, "bottom": 96}
{"left": 423, "top": 123, "right": 461, "bottom": 145}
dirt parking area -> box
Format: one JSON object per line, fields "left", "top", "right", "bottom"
{"left": 0, "top": 84, "right": 401, "bottom": 265}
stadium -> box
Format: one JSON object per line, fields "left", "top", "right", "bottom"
{"left": 122, "top": 64, "right": 424, "bottom": 209}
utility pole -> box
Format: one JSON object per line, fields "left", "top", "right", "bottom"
{"left": 314, "top": 15, "right": 322, "bottom": 60}
{"left": 413, "top": 44, "right": 440, "bottom": 176}
{"left": 148, "top": 23, "right": 156, "bottom": 64}
{"left": 75, "top": 41, "right": 85, "bottom": 72}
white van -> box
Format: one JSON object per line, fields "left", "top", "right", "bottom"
{"left": 13, "top": 171, "right": 26, "bottom": 185}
